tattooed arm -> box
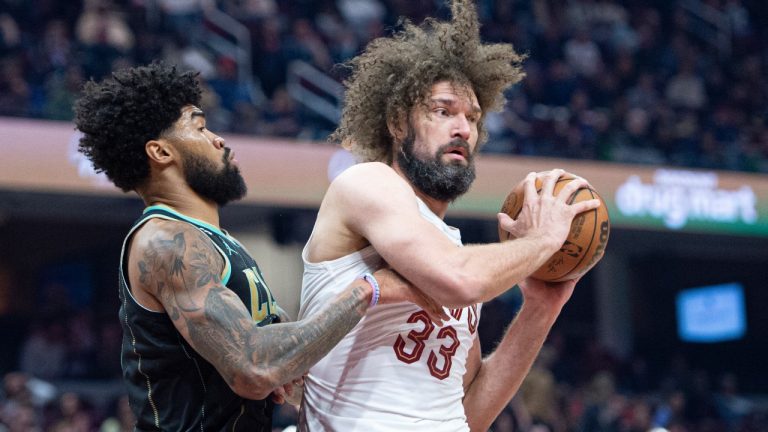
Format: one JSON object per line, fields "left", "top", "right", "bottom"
{"left": 271, "top": 305, "right": 304, "bottom": 406}
{"left": 127, "top": 219, "right": 404, "bottom": 400}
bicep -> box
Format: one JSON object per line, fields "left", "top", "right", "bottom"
{"left": 336, "top": 166, "right": 461, "bottom": 285}
{"left": 129, "top": 223, "right": 258, "bottom": 383}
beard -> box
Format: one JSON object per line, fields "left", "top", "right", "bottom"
{"left": 396, "top": 132, "right": 476, "bottom": 202}
{"left": 183, "top": 147, "right": 247, "bottom": 207}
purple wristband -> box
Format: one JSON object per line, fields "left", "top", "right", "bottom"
{"left": 361, "top": 273, "right": 380, "bottom": 308}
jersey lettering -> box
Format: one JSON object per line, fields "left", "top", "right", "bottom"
{"left": 393, "top": 311, "right": 434, "bottom": 363}
{"left": 392, "top": 310, "right": 464, "bottom": 379}
{"left": 243, "top": 267, "right": 277, "bottom": 322}
{"left": 427, "top": 326, "right": 459, "bottom": 380}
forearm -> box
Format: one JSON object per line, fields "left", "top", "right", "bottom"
{"left": 252, "top": 281, "right": 371, "bottom": 384}
{"left": 188, "top": 280, "right": 372, "bottom": 399}
{"left": 462, "top": 236, "right": 559, "bottom": 302}
{"left": 462, "top": 302, "right": 560, "bottom": 431}
{"left": 409, "top": 236, "right": 558, "bottom": 308}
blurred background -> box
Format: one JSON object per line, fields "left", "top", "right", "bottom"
{"left": 0, "top": 0, "right": 767, "bottom": 431}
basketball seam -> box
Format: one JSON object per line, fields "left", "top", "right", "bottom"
{"left": 554, "top": 188, "right": 598, "bottom": 280}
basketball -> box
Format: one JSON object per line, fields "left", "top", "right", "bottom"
{"left": 499, "top": 172, "right": 610, "bottom": 282}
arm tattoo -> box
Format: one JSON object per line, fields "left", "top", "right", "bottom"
{"left": 191, "top": 282, "right": 370, "bottom": 387}
{"left": 242, "top": 283, "right": 370, "bottom": 383}
{"left": 135, "top": 223, "right": 372, "bottom": 389}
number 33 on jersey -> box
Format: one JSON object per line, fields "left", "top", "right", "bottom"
{"left": 393, "top": 305, "right": 479, "bottom": 379}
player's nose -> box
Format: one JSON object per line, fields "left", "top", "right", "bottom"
{"left": 451, "top": 115, "right": 471, "bottom": 141}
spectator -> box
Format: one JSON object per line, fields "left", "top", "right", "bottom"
{"left": 336, "top": 0, "right": 385, "bottom": 40}
{"left": 157, "top": 0, "right": 205, "bottom": 41}
{"left": 253, "top": 18, "right": 288, "bottom": 98}
{"left": 43, "top": 65, "right": 85, "bottom": 121}
{"left": 284, "top": 18, "right": 332, "bottom": 71}
{"left": 0, "top": 58, "right": 30, "bottom": 117}
{"left": 98, "top": 396, "right": 134, "bottom": 432}
{"left": 0, "top": 0, "right": 766, "bottom": 172}
{"left": 76, "top": 0, "right": 135, "bottom": 79}
{"left": 46, "top": 392, "right": 93, "bottom": 432}
{"left": 18, "top": 321, "right": 67, "bottom": 380}
{"left": 162, "top": 34, "right": 216, "bottom": 80}
{"left": 665, "top": 60, "right": 707, "bottom": 111}
{"left": 564, "top": 27, "right": 603, "bottom": 78}
{"left": 207, "top": 56, "right": 253, "bottom": 112}
{"left": 259, "top": 85, "right": 300, "bottom": 137}
{"left": 518, "top": 346, "right": 564, "bottom": 432}
{"left": 0, "top": 11, "right": 20, "bottom": 55}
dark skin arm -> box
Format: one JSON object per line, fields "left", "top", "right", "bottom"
{"left": 129, "top": 219, "right": 427, "bottom": 400}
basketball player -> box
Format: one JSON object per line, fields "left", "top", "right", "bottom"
{"left": 297, "top": 1, "right": 601, "bottom": 430}
{"left": 74, "top": 62, "right": 445, "bottom": 431}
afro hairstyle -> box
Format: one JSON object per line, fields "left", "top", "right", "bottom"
{"left": 74, "top": 62, "right": 202, "bottom": 192}
{"left": 331, "top": 0, "right": 525, "bottom": 163}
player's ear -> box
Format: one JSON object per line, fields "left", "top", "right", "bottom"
{"left": 145, "top": 139, "right": 175, "bottom": 165}
{"left": 387, "top": 112, "right": 406, "bottom": 144}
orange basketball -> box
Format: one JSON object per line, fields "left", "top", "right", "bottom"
{"left": 499, "top": 172, "right": 610, "bottom": 282}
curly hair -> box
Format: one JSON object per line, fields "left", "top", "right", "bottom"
{"left": 331, "top": 0, "right": 525, "bottom": 163}
{"left": 74, "top": 62, "right": 202, "bottom": 192}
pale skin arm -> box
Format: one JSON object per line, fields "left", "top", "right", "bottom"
{"left": 127, "top": 220, "right": 443, "bottom": 401}
{"left": 461, "top": 277, "right": 576, "bottom": 431}
{"left": 323, "top": 163, "right": 598, "bottom": 307}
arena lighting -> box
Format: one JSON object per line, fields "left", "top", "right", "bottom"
{"left": 676, "top": 282, "right": 747, "bottom": 343}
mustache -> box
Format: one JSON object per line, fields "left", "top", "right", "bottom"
{"left": 399, "top": 138, "right": 473, "bottom": 161}
{"left": 223, "top": 147, "right": 231, "bottom": 163}
{"left": 438, "top": 139, "right": 471, "bottom": 154}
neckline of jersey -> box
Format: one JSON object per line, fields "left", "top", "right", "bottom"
{"left": 143, "top": 204, "right": 230, "bottom": 238}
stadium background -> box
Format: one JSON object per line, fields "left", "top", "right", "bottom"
{"left": 0, "top": 0, "right": 767, "bottom": 430}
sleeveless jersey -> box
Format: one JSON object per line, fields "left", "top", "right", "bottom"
{"left": 119, "top": 205, "right": 280, "bottom": 432}
{"left": 298, "top": 198, "right": 481, "bottom": 432}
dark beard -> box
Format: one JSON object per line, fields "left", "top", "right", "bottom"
{"left": 183, "top": 148, "right": 247, "bottom": 207}
{"left": 396, "top": 133, "right": 476, "bottom": 202}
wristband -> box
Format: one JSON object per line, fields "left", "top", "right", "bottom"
{"left": 361, "top": 273, "right": 380, "bottom": 308}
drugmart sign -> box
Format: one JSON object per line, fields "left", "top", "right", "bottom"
{"left": 614, "top": 169, "right": 761, "bottom": 235}
{"left": 458, "top": 156, "right": 768, "bottom": 237}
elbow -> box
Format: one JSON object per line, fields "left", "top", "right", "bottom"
{"left": 229, "top": 366, "right": 280, "bottom": 400}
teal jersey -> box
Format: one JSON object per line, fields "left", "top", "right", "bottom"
{"left": 118, "top": 205, "right": 279, "bottom": 431}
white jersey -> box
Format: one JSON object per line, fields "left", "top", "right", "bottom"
{"left": 298, "top": 198, "right": 481, "bottom": 432}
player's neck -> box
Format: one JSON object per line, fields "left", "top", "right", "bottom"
{"left": 413, "top": 189, "right": 449, "bottom": 219}
{"left": 139, "top": 183, "right": 221, "bottom": 228}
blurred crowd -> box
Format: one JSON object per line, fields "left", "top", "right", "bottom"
{"left": 2, "top": 297, "right": 767, "bottom": 432}
{"left": 0, "top": 0, "right": 766, "bottom": 171}
{"left": 2, "top": 0, "right": 768, "bottom": 431}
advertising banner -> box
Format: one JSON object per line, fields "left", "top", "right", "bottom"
{"left": 3, "top": 118, "right": 767, "bottom": 237}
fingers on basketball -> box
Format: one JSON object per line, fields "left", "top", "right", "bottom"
{"left": 499, "top": 171, "right": 611, "bottom": 282}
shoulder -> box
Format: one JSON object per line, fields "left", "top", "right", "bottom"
{"left": 130, "top": 218, "right": 218, "bottom": 261}
{"left": 333, "top": 161, "right": 399, "bottom": 183}
{"left": 329, "top": 162, "right": 413, "bottom": 201}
